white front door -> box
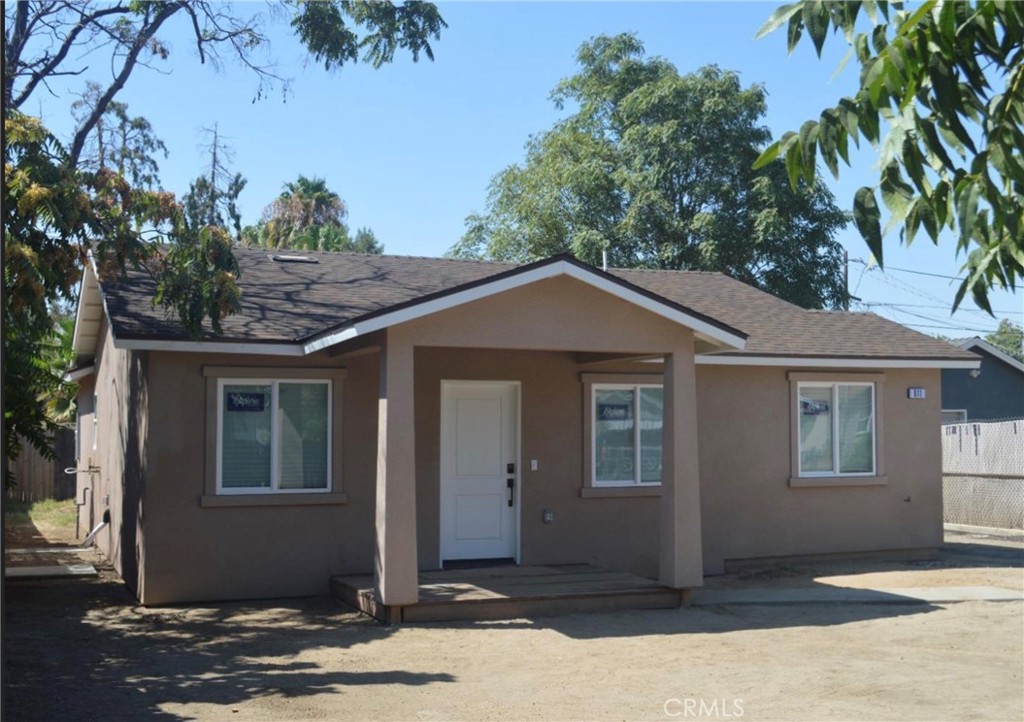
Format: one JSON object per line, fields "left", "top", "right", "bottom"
{"left": 440, "top": 381, "right": 519, "bottom": 562}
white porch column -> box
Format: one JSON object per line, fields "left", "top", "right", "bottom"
{"left": 660, "top": 347, "right": 704, "bottom": 588}
{"left": 374, "top": 329, "right": 419, "bottom": 606}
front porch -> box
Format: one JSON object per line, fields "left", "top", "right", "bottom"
{"left": 331, "top": 564, "right": 684, "bottom": 624}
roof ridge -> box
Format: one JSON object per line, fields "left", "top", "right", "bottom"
{"left": 610, "top": 266, "right": 724, "bottom": 276}
{"left": 231, "top": 246, "right": 524, "bottom": 266}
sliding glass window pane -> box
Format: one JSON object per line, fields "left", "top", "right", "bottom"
{"left": 639, "top": 387, "right": 663, "bottom": 483}
{"left": 799, "top": 386, "right": 833, "bottom": 473}
{"left": 838, "top": 385, "right": 874, "bottom": 473}
{"left": 221, "top": 384, "right": 272, "bottom": 489}
{"left": 278, "top": 383, "right": 329, "bottom": 489}
{"left": 595, "top": 389, "right": 635, "bottom": 483}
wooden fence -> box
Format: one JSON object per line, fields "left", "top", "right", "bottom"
{"left": 5, "top": 428, "right": 77, "bottom": 502}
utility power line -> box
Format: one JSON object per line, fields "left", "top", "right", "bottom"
{"left": 860, "top": 301, "right": 1024, "bottom": 316}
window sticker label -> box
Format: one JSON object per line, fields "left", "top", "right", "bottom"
{"left": 597, "top": 403, "right": 632, "bottom": 421}
{"left": 226, "top": 392, "right": 266, "bottom": 412}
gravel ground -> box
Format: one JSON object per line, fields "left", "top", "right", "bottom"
{"left": 3, "top": 529, "right": 1022, "bottom": 722}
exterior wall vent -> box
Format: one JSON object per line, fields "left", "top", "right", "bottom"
{"left": 268, "top": 254, "right": 319, "bottom": 264}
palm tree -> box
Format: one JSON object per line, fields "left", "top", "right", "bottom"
{"left": 240, "top": 175, "right": 383, "bottom": 253}
{"left": 263, "top": 175, "right": 346, "bottom": 233}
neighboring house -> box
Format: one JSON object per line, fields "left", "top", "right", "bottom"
{"left": 69, "top": 250, "right": 980, "bottom": 608}
{"left": 941, "top": 338, "right": 1024, "bottom": 423}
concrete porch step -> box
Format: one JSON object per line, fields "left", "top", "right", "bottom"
{"left": 331, "top": 564, "right": 683, "bottom": 623}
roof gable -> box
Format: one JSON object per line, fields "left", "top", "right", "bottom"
{"left": 956, "top": 337, "right": 1024, "bottom": 374}
{"left": 302, "top": 255, "right": 746, "bottom": 353}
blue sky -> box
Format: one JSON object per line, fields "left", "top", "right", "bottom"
{"left": 32, "top": 1, "right": 1022, "bottom": 337}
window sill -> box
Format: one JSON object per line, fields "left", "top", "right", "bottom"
{"left": 788, "top": 476, "right": 888, "bottom": 488}
{"left": 200, "top": 492, "right": 349, "bottom": 508}
{"left": 580, "top": 486, "right": 661, "bottom": 499}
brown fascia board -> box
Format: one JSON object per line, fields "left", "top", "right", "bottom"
{"left": 299, "top": 253, "right": 748, "bottom": 349}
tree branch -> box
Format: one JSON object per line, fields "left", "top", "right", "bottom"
{"left": 68, "top": 2, "right": 183, "bottom": 169}
{"left": 10, "top": 2, "right": 131, "bottom": 111}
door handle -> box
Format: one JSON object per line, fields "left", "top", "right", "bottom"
{"left": 507, "top": 478, "right": 514, "bottom": 507}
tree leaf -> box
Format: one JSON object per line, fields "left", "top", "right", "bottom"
{"left": 753, "top": 141, "right": 781, "bottom": 170}
{"left": 755, "top": 2, "right": 804, "bottom": 40}
{"left": 799, "top": 120, "right": 819, "bottom": 183}
{"left": 956, "top": 177, "right": 980, "bottom": 242}
{"left": 787, "top": 11, "right": 804, "bottom": 53}
{"left": 854, "top": 186, "right": 884, "bottom": 265}
{"left": 803, "top": 0, "right": 830, "bottom": 57}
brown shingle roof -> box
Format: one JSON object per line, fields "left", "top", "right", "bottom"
{"left": 99, "top": 248, "right": 977, "bottom": 361}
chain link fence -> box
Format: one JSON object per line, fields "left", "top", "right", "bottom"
{"left": 942, "top": 418, "right": 1024, "bottom": 530}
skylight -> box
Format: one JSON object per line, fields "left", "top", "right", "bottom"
{"left": 268, "top": 254, "right": 319, "bottom": 264}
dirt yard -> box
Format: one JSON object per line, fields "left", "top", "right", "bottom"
{"left": 4, "top": 529, "right": 1022, "bottom": 722}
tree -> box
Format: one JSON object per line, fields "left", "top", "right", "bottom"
{"left": 183, "top": 125, "right": 247, "bottom": 241}
{"left": 755, "top": 0, "right": 1023, "bottom": 313}
{"left": 3, "top": 113, "right": 181, "bottom": 485}
{"left": 4, "top": 1, "right": 447, "bottom": 168}
{"left": 3, "top": 1, "right": 444, "bottom": 485}
{"left": 71, "top": 82, "right": 168, "bottom": 189}
{"left": 353, "top": 227, "right": 384, "bottom": 254}
{"left": 986, "top": 319, "right": 1024, "bottom": 363}
{"left": 452, "top": 34, "right": 850, "bottom": 309}
{"left": 241, "top": 175, "right": 384, "bottom": 254}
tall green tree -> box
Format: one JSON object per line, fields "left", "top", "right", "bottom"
{"left": 3, "top": 1, "right": 443, "bottom": 485}
{"left": 452, "top": 34, "right": 850, "bottom": 309}
{"left": 755, "top": 0, "right": 1023, "bottom": 313}
{"left": 985, "top": 320, "right": 1024, "bottom": 363}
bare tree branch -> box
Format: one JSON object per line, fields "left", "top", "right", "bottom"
{"left": 9, "top": 2, "right": 131, "bottom": 110}
{"left": 68, "top": 2, "right": 183, "bottom": 168}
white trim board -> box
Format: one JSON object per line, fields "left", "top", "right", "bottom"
{"left": 692, "top": 355, "right": 981, "bottom": 370}
{"left": 114, "top": 338, "right": 305, "bottom": 356}
{"left": 303, "top": 260, "right": 748, "bottom": 354}
{"left": 64, "top": 365, "right": 96, "bottom": 382}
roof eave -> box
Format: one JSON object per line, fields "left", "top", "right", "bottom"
{"left": 693, "top": 354, "right": 981, "bottom": 369}
{"left": 71, "top": 259, "right": 104, "bottom": 361}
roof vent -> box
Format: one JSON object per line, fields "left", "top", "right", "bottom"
{"left": 268, "top": 253, "right": 319, "bottom": 264}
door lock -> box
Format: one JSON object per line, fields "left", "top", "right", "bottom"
{"left": 507, "top": 477, "right": 514, "bottom": 507}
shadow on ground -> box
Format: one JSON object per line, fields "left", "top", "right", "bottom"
{"left": 4, "top": 535, "right": 1020, "bottom": 720}
{"left": 3, "top": 562, "right": 447, "bottom": 722}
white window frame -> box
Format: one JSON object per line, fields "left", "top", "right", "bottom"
{"left": 591, "top": 383, "right": 664, "bottom": 488}
{"left": 797, "top": 381, "right": 876, "bottom": 478}
{"left": 941, "top": 409, "right": 968, "bottom": 424}
{"left": 216, "top": 378, "right": 333, "bottom": 495}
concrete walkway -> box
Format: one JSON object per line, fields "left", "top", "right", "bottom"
{"left": 5, "top": 564, "right": 98, "bottom": 579}
{"left": 691, "top": 585, "right": 1023, "bottom": 606}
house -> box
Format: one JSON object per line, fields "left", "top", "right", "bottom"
{"left": 940, "top": 337, "right": 1024, "bottom": 423}
{"left": 69, "top": 250, "right": 980, "bottom": 608}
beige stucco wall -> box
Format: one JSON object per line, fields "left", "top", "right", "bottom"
{"left": 697, "top": 365, "right": 944, "bottom": 573}
{"left": 76, "top": 320, "right": 148, "bottom": 598}
{"left": 413, "top": 348, "right": 664, "bottom": 577}
{"left": 137, "top": 350, "right": 378, "bottom": 604}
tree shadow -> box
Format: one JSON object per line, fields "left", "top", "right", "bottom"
{"left": 3, "top": 565, "right": 453, "bottom": 722}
